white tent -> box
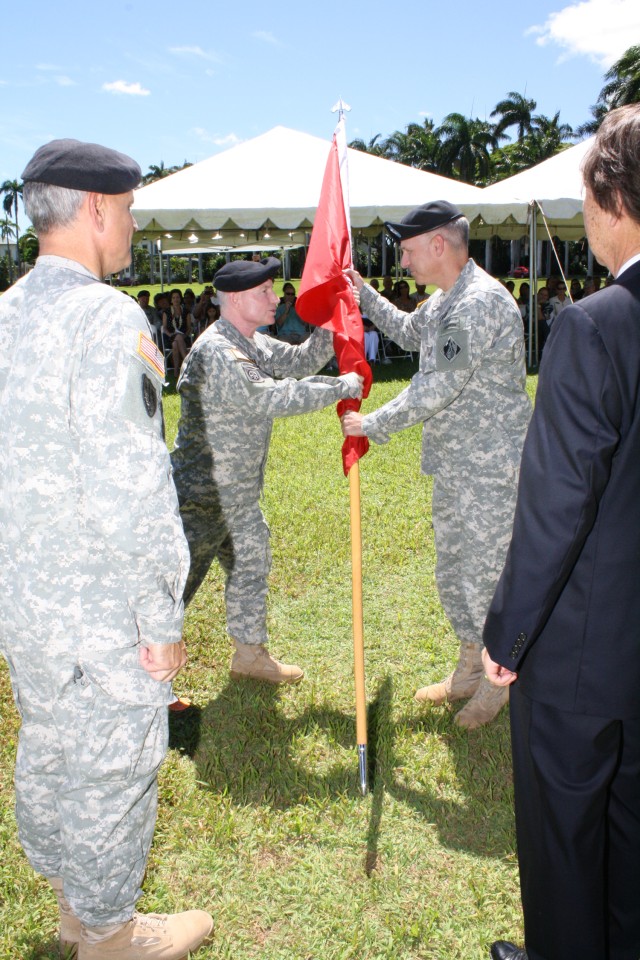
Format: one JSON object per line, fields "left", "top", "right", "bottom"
{"left": 132, "top": 125, "right": 484, "bottom": 248}
{"left": 468, "top": 137, "right": 594, "bottom": 240}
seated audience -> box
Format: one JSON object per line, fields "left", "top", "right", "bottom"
{"left": 393, "top": 279, "right": 415, "bottom": 313}
{"left": 162, "top": 288, "right": 192, "bottom": 378}
{"left": 380, "top": 275, "right": 396, "bottom": 301}
{"left": 275, "top": 283, "right": 308, "bottom": 344}
{"left": 570, "top": 278, "right": 583, "bottom": 301}
{"left": 410, "top": 283, "right": 429, "bottom": 307}
{"left": 549, "top": 281, "right": 569, "bottom": 319}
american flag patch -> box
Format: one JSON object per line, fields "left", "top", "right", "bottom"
{"left": 137, "top": 332, "right": 165, "bottom": 378}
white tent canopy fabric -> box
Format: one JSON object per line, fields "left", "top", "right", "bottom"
{"left": 467, "top": 137, "right": 594, "bottom": 240}
{"left": 133, "top": 125, "right": 592, "bottom": 248}
{"left": 132, "top": 126, "right": 483, "bottom": 247}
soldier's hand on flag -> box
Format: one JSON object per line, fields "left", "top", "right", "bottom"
{"left": 344, "top": 269, "right": 364, "bottom": 291}
{"left": 139, "top": 640, "right": 188, "bottom": 682}
{"left": 341, "top": 411, "right": 366, "bottom": 436}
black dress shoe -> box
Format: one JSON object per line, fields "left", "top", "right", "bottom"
{"left": 490, "top": 941, "right": 527, "bottom": 960}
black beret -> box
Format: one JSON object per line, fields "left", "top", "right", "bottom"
{"left": 214, "top": 257, "right": 281, "bottom": 292}
{"left": 385, "top": 200, "right": 463, "bottom": 241}
{"left": 21, "top": 139, "right": 141, "bottom": 194}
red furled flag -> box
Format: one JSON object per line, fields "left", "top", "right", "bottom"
{"left": 296, "top": 120, "right": 372, "bottom": 476}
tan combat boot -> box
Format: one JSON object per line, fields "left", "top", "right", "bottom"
{"left": 454, "top": 676, "right": 509, "bottom": 729}
{"left": 49, "top": 877, "right": 81, "bottom": 958}
{"left": 78, "top": 909, "right": 214, "bottom": 959}
{"left": 414, "top": 642, "right": 483, "bottom": 705}
{"left": 230, "top": 640, "right": 304, "bottom": 684}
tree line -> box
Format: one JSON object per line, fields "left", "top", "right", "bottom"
{"left": 1, "top": 44, "right": 639, "bottom": 288}
{"left": 347, "top": 44, "right": 640, "bottom": 185}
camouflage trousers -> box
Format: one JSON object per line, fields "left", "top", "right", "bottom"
{"left": 431, "top": 463, "right": 519, "bottom": 649}
{"left": 180, "top": 492, "right": 271, "bottom": 646}
{"left": 4, "top": 650, "right": 167, "bottom": 926}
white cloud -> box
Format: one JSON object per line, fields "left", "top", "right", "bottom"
{"left": 35, "top": 63, "right": 60, "bottom": 72}
{"left": 102, "top": 80, "right": 150, "bottom": 96}
{"left": 191, "top": 128, "right": 242, "bottom": 148}
{"left": 418, "top": 110, "right": 433, "bottom": 118}
{"left": 55, "top": 76, "right": 75, "bottom": 87}
{"left": 169, "top": 45, "right": 219, "bottom": 62}
{"left": 252, "top": 30, "right": 281, "bottom": 46}
{"left": 528, "top": 0, "right": 640, "bottom": 68}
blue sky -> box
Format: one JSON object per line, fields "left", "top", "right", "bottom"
{"left": 1, "top": 0, "right": 638, "bottom": 196}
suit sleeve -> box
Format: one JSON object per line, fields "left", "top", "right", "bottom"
{"left": 483, "top": 303, "right": 622, "bottom": 668}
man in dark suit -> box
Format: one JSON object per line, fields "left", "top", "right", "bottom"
{"left": 482, "top": 103, "right": 640, "bottom": 960}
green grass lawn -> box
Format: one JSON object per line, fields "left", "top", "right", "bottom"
{"left": 0, "top": 364, "right": 538, "bottom": 960}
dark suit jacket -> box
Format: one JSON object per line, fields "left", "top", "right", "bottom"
{"left": 484, "top": 261, "right": 640, "bottom": 719}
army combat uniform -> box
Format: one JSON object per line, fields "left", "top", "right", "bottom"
{"left": 0, "top": 256, "right": 189, "bottom": 926}
{"left": 171, "top": 317, "right": 359, "bottom": 644}
{"left": 359, "top": 260, "right": 531, "bottom": 670}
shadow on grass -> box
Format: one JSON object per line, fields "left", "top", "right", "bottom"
{"left": 18, "top": 937, "right": 62, "bottom": 960}
{"left": 389, "top": 705, "right": 516, "bottom": 858}
{"left": 364, "top": 673, "right": 392, "bottom": 875}
{"left": 186, "top": 671, "right": 514, "bottom": 860}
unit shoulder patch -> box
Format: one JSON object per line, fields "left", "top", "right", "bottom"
{"left": 435, "top": 328, "right": 471, "bottom": 372}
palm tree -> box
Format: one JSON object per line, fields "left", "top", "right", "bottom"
{"left": 435, "top": 113, "right": 502, "bottom": 184}
{"left": 491, "top": 91, "right": 537, "bottom": 141}
{"left": 579, "top": 45, "right": 640, "bottom": 134}
{"left": 599, "top": 44, "right": 640, "bottom": 109}
{"left": 0, "top": 216, "right": 17, "bottom": 284}
{"left": 348, "top": 134, "right": 386, "bottom": 157}
{"left": 528, "top": 112, "right": 574, "bottom": 158}
{"left": 1, "top": 179, "right": 23, "bottom": 276}
{"left": 18, "top": 226, "right": 39, "bottom": 265}
{"left": 576, "top": 102, "right": 609, "bottom": 137}
{"left": 142, "top": 160, "right": 193, "bottom": 186}
{"left": 489, "top": 111, "right": 574, "bottom": 181}
{"left": 382, "top": 119, "right": 440, "bottom": 171}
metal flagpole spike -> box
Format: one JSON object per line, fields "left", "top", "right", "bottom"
{"left": 358, "top": 744, "right": 368, "bottom": 796}
{"left": 331, "top": 98, "right": 352, "bottom": 119}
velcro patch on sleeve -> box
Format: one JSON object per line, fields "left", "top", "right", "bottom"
{"left": 239, "top": 361, "right": 266, "bottom": 383}
{"left": 435, "top": 328, "right": 471, "bottom": 372}
{"left": 137, "top": 331, "right": 165, "bottom": 378}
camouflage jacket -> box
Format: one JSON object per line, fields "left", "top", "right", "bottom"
{"left": 359, "top": 259, "right": 532, "bottom": 475}
{"left": 0, "top": 256, "right": 188, "bottom": 704}
{"left": 171, "top": 317, "right": 356, "bottom": 505}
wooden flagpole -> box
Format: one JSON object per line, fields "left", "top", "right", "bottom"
{"left": 332, "top": 97, "right": 368, "bottom": 795}
{"left": 349, "top": 459, "right": 368, "bottom": 795}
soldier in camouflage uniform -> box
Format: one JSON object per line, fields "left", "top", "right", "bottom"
{"left": 171, "top": 257, "right": 363, "bottom": 685}
{"left": 0, "top": 140, "right": 212, "bottom": 959}
{"left": 343, "top": 201, "right": 531, "bottom": 729}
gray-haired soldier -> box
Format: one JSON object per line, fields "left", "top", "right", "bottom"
{"left": 171, "top": 258, "right": 363, "bottom": 684}
{"left": 0, "top": 140, "right": 212, "bottom": 959}
{"left": 343, "top": 201, "right": 531, "bottom": 729}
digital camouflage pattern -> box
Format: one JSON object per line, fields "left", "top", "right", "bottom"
{"left": 171, "top": 317, "right": 362, "bottom": 644}
{"left": 359, "top": 259, "right": 532, "bottom": 647}
{"left": 0, "top": 255, "right": 188, "bottom": 923}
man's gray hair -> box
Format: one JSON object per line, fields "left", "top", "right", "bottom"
{"left": 23, "top": 182, "right": 86, "bottom": 235}
{"left": 440, "top": 216, "right": 470, "bottom": 251}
